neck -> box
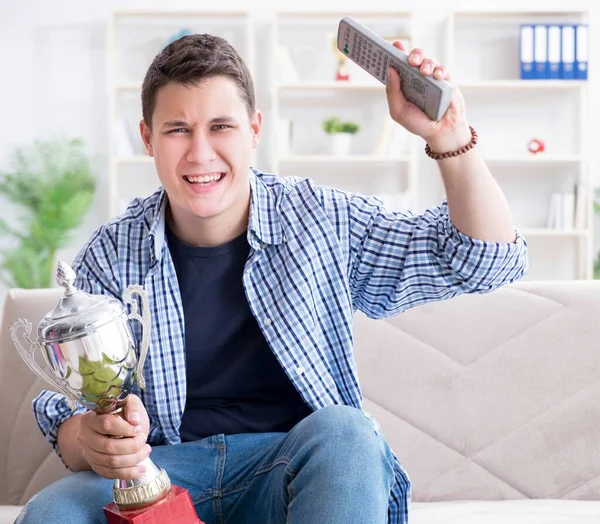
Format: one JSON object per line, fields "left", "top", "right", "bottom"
{"left": 166, "top": 198, "right": 250, "bottom": 248}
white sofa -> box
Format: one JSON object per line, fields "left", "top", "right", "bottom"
{"left": 1, "top": 282, "right": 600, "bottom": 523}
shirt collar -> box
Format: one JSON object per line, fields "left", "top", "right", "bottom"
{"left": 148, "top": 168, "right": 285, "bottom": 264}
{"left": 247, "top": 168, "right": 285, "bottom": 249}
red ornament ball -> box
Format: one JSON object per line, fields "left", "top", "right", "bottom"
{"left": 527, "top": 138, "right": 545, "bottom": 154}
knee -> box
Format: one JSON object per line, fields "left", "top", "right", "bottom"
{"left": 15, "top": 471, "right": 111, "bottom": 524}
{"left": 299, "top": 405, "right": 394, "bottom": 471}
{"left": 288, "top": 405, "right": 396, "bottom": 498}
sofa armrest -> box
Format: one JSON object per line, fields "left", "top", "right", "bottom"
{"left": 0, "top": 288, "right": 70, "bottom": 505}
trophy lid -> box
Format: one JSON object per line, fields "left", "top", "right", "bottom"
{"left": 38, "top": 261, "right": 125, "bottom": 344}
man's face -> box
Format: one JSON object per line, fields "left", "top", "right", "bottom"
{"left": 140, "top": 76, "right": 261, "bottom": 226}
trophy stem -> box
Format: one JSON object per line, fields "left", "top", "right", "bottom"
{"left": 113, "top": 459, "right": 171, "bottom": 510}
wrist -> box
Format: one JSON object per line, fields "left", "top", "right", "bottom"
{"left": 58, "top": 413, "right": 91, "bottom": 472}
{"left": 425, "top": 125, "right": 478, "bottom": 161}
{"left": 425, "top": 124, "right": 472, "bottom": 154}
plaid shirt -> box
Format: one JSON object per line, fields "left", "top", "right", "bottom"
{"left": 34, "top": 168, "right": 528, "bottom": 523}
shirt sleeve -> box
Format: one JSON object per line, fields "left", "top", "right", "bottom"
{"left": 32, "top": 226, "right": 122, "bottom": 463}
{"left": 341, "top": 192, "right": 529, "bottom": 319}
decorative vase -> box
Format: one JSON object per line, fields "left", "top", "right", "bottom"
{"left": 330, "top": 133, "right": 352, "bottom": 155}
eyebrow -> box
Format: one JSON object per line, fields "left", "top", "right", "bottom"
{"left": 161, "top": 117, "right": 238, "bottom": 129}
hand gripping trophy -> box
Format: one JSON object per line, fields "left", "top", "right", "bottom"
{"left": 10, "top": 261, "right": 203, "bottom": 524}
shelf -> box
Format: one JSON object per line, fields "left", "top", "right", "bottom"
{"left": 113, "top": 9, "right": 251, "bottom": 18}
{"left": 279, "top": 82, "right": 383, "bottom": 91}
{"left": 458, "top": 80, "right": 587, "bottom": 90}
{"left": 115, "top": 83, "right": 142, "bottom": 91}
{"left": 484, "top": 155, "right": 583, "bottom": 165}
{"left": 276, "top": 11, "right": 412, "bottom": 18}
{"left": 452, "top": 8, "right": 589, "bottom": 17}
{"left": 119, "top": 80, "right": 587, "bottom": 93}
{"left": 278, "top": 155, "right": 410, "bottom": 164}
{"left": 116, "top": 156, "right": 153, "bottom": 165}
{"left": 521, "top": 228, "right": 589, "bottom": 237}
{"left": 119, "top": 154, "right": 582, "bottom": 167}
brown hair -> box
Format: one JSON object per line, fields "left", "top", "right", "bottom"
{"left": 141, "top": 34, "right": 255, "bottom": 129}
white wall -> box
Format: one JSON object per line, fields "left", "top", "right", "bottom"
{"left": 0, "top": 0, "right": 597, "bottom": 299}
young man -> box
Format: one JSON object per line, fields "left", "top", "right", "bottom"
{"left": 19, "top": 33, "right": 527, "bottom": 524}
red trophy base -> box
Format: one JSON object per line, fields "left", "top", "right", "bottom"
{"left": 104, "top": 485, "right": 204, "bottom": 524}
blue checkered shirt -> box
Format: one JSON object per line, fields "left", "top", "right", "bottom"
{"left": 33, "top": 168, "right": 528, "bottom": 523}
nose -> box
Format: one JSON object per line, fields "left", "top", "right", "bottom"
{"left": 186, "top": 129, "right": 217, "bottom": 165}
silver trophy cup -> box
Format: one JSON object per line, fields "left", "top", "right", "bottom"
{"left": 10, "top": 261, "right": 171, "bottom": 510}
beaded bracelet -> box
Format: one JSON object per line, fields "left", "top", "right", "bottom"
{"left": 425, "top": 126, "right": 478, "bottom": 160}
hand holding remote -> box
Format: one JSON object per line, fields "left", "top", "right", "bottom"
{"left": 385, "top": 40, "right": 472, "bottom": 154}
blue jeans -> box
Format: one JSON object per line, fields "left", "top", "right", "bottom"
{"left": 16, "top": 406, "right": 397, "bottom": 523}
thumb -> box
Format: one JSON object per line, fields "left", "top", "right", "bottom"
{"left": 385, "top": 66, "right": 406, "bottom": 117}
{"left": 123, "top": 394, "right": 150, "bottom": 433}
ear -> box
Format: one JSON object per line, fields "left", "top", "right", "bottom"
{"left": 139, "top": 119, "right": 154, "bottom": 157}
{"left": 250, "top": 110, "right": 262, "bottom": 149}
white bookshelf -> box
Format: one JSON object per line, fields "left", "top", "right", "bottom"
{"left": 102, "top": 8, "right": 592, "bottom": 281}
{"left": 458, "top": 80, "right": 586, "bottom": 90}
{"left": 270, "top": 11, "right": 418, "bottom": 211}
{"left": 106, "top": 9, "right": 254, "bottom": 219}
{"left": 446, "top": 8, "right": 591, "bottom": 280}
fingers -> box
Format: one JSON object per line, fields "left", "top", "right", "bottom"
{"left": 392, "top": 40, "right": 407, "bottom": 53}
{"left": 419, "top": 58, "right": 440, "bottom": 76}
{"left": 77, "top": 399, "right": 153, "bottom": 481}
{"left": 386, "top": 66, "right": 406, "bottom": 110}
{"left": 123, "top": 394, "right": 151, "bottom": 434}
{"left": 82, "top": 410, "right": 140, "bottom": 438}
{"left": 83, "top": 442, "right": 152, "bottom": 480}
{"left": 434, "top": 67, "right": 452, "bottom": 82}
{"left": 407, "top": 48, "right": 451, "bottom": 81}
{"left": 83, "top": 425, "right": 148, "bottom": 456}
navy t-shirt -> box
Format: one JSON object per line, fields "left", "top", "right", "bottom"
{"left": 165, "top": 224, "right": 312, "bottom": 442}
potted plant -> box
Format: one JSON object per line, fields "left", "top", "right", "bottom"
{"left": 0, "top": 137, "right": 96, "bottom": 289}
{"left": 594, "top": 189, "right": 600, "bottom": 279}
{"left": 322, "top": 116, "right": 360, "bottom": 155}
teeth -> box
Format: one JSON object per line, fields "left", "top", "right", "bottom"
{"left": 186, "top": 173, "right": 223, "bottom": 183}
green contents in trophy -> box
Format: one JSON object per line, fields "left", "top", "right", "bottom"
{"left": 78, "top": 353, "right": 125, "bottom": 406}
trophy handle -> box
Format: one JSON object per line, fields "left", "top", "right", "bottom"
{"left": 10, "top": 319, "right": 76, "bottom": 410}
{"left": 123, "top": 285, "right": 150, "bottom": 390}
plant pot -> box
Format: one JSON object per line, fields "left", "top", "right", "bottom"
{"left": 330, "top": 133, "right": 353, "bottom": 155}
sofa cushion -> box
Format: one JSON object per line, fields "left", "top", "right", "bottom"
{"left": 411, "top": 500, "right": 600, "bottom": 523}
{"left": 354, "top": 281, "right": 600, "bottom": 501}
{"left": 0, "top": 505, "right": 23, "bottom": 524}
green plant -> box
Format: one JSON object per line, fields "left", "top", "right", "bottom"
{"left": 322, "top": 116, "right": 360, "bottom": 135}
{"left": 0, "top": 137, "right": 96, "bottom": 288}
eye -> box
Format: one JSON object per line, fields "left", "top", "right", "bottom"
{"left": 167, "top": 128, "right": 188, "bottom": 134}
{"left": 212, "top": 125, "right": 231, "bottom": 131}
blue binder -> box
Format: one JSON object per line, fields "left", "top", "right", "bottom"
{"left": 575, "top": 24, "right": 588, "bottom": 80}
{"left": 534, "top": 24, "right": 549, "bottom": 79}
{"left": 547, "top": 25, "right": 561, "bottom": 79}
{"left": 520, "top": 25, "right": 535, "bottom": 80}
{"left": 560, "top": 25, "right": 576, "bottom": 80}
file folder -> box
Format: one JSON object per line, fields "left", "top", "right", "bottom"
{"left": 576, "top": 24, "right": 588, "bottom": 80}
{"left": 547, "top": 25, "right": 561, "bottom": 79}
{"left": 534, "top": 24, "right": 549, "bottom": 79}
{"left": 520, "top": 25, "right": 535, "bottom": 80}
{"left": 560, "top": 25, "right": 576, "bottom": 79}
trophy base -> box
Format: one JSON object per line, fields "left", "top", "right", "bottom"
{"left": 103, "top": 485, "right": 204, "bottom": 524}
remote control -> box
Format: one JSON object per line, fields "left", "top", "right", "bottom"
{"left": 337, "top": 16, "right": 453, "bottom": 122}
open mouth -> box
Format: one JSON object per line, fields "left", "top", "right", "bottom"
{"left": 183, "top": 173, "right": 225, "bottom": 186}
